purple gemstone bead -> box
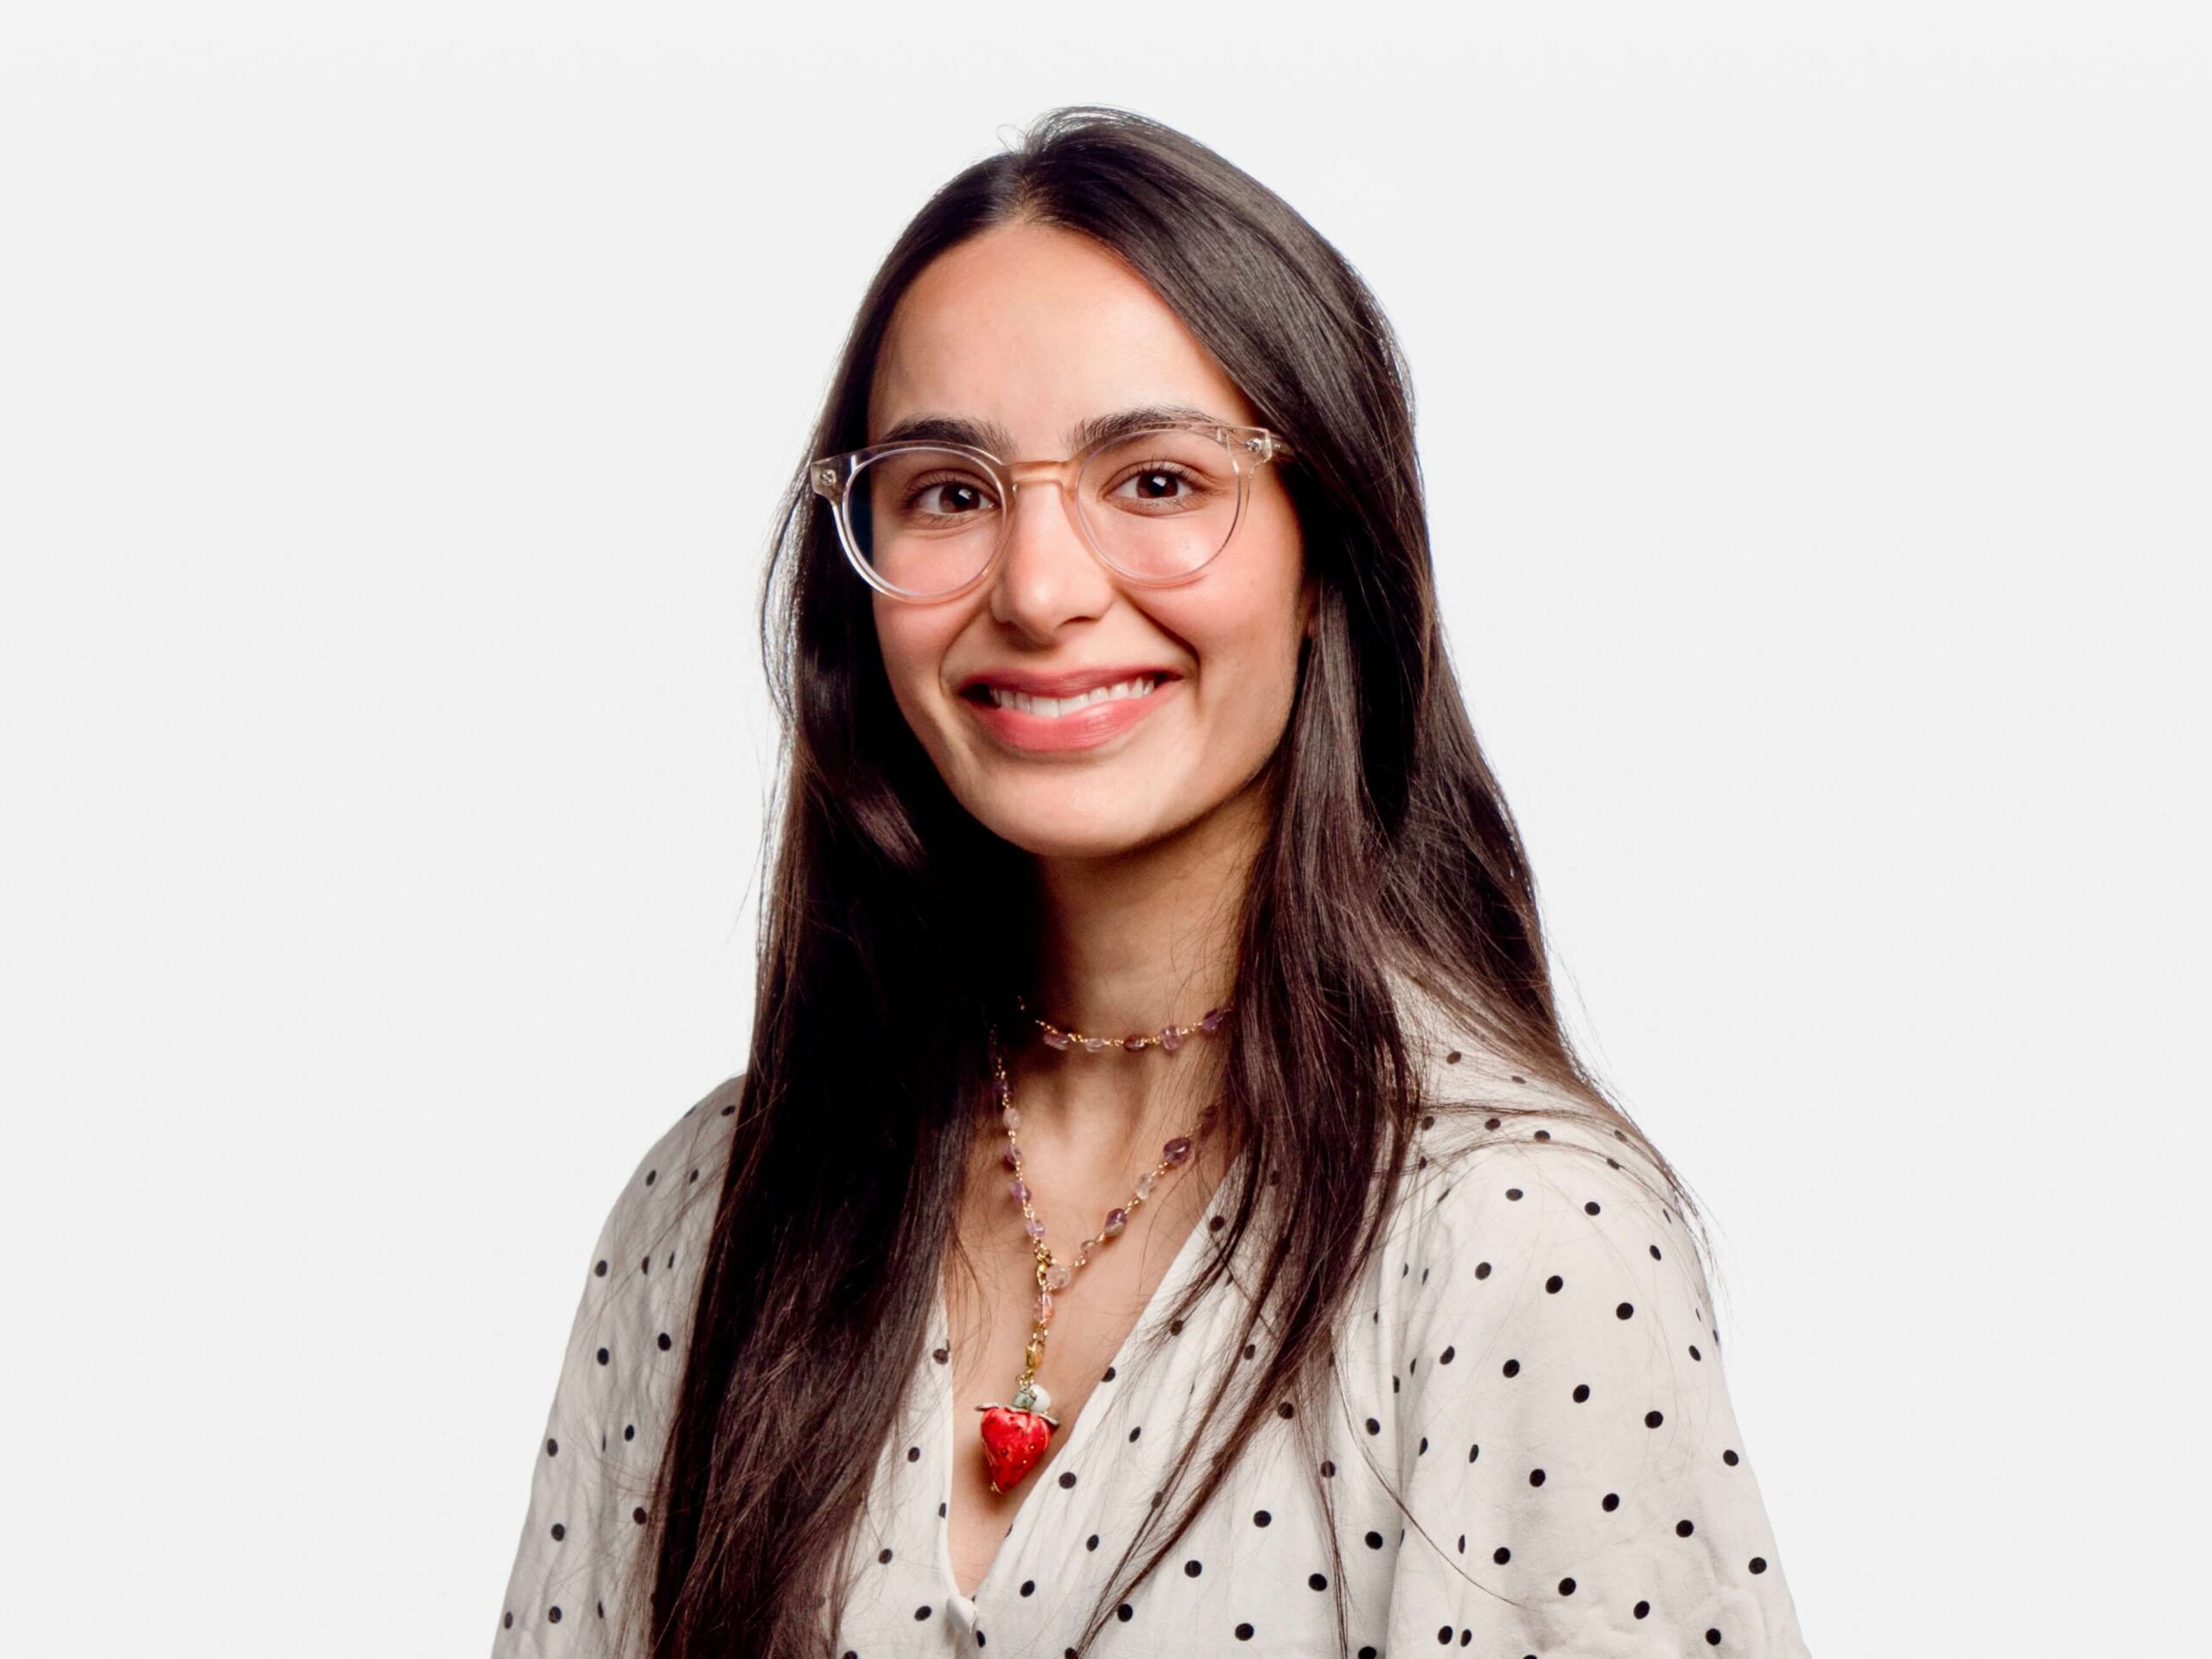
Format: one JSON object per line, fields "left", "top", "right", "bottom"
{"left": 1123, "top": 1034, "right": 1146, "bottom": 1052}
{"left": 1160, "top": 1025, "right": 1185, "bottom": 1052}
{"left": 1163, "top": 1136, "right": 1192, "bottom": 1166}
{"left": 1041, "top": 1028, "right": 1071, "bottom": 1051}
{"left": 1001, "top": 1147, "right": 1020, "bottom": 1171}
{"left": 1025, "top": 1217, "right": 1047, "bottom": 1241}
{"left": 1009, "top": 1177, "right": 1030, "bottom": 1203}
{"left": 1199, "top": 1007, "right": 1227, "bottom": 1033}
{"left": 1102, "top": 1207, "right": 1128, "bottom": 1236}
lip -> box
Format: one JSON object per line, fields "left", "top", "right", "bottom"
{"left": 956, "top": 669, "right": 1181, "bottom": 754}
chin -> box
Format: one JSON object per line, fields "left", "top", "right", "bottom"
{"left": 974, "top": 800, "right": 1166, "bottom": 861}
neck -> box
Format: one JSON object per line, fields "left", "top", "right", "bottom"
{"left": 1002, "top": 778, "right": 1269, "bottom": 1160}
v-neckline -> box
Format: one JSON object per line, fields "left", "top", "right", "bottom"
{"left": 930, "top": 1139, "right": 1251, "bottom": 1608}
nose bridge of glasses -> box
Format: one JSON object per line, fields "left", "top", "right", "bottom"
{"left": 998, "top": 454, "right": 1096, "bottom": 545}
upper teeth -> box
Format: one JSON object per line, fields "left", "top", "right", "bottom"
{"left": 987, "top": 677, "right": 1160, "bottom": 718}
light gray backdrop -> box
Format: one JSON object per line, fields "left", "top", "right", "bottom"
{"left": 3, "top": 4, "right": 2204, "bottom": 1655}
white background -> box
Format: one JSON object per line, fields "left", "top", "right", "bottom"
{"left": 3, "top": 4, "right": 2204, "bottom": 1654}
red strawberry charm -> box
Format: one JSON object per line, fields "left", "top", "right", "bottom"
{"left": 976, "top": 1402, "right": 1058, "bottom": 1494}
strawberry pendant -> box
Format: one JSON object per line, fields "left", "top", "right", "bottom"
{"left": 976, "top": 1392, "right": 1059, "bottom": 1494}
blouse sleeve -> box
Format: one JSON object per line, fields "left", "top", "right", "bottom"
{"left": 491, "top": 1077, "right": 743, "bottom": 1657}
{"left": 1382, "top": 1114, "right": 1813, "bottom": 1657}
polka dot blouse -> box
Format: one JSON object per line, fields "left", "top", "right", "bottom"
{"left": 495, "top": 1020, "right": 1812, "bottom": 1656}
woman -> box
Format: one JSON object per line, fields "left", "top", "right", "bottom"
{"left": 494, "top": 106, "right": 1812, "bottom": 1658}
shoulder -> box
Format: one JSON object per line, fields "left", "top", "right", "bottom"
{"left": 1379, "top": 1000, "right": 1716, "bottom": 1370}
{"left": 584, "top": 1070, "right": 748, "bottom": 1274}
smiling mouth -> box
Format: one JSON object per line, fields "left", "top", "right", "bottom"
{"left": 961, "top": 672, "right": 1173, "bottom": 719}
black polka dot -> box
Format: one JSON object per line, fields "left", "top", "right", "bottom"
{"left": 1724, "top": 1448, "right": 1740, "bottom": 1465}
{"left": 879, "top": 1548, "right": 893, "bottom": 1564}
{"left": 1573, "top": 1383, "right": 1591, "bottom": 1402}
{"left": 1492, "top": 1546, "right": 1511, "bottom": 1564}
{"left": 1254, "top": 1510, "right": 1272, "bottom": 1527}
{"left": 1467, "top": 1443, "right": 1480, "bottom": 1462}
{"left": 1086, "top": 1533, "right": 1100, "bottom": 1549}
{"left": 1584, "top": 1200, "right": 1601, "bottom": 1215}
{"left": 657, "top": 1332, "right": 672, "bottom": 1351}
{"left": 1558, "top": 1577, "right": 1577, "bottom": 1596}
{"left": 1503, "top": 1358, "right": 1520, "bottom": 1377}
{"left": 1650, "top": 1244, "right": 1662, "bottom": 1260}
{"left": 1528, "top": 1468, "right": 1546, "bottom": 1486}
{"left": 915, "top": 1605, "right": 931, "bottom": 1621}
{"left": 1236, "top": 1624, "right": 1255, "bottom": 1641}
{"left": 1321, "top": 1459, "right": 1337, "bottom": 1476}
{"left": 1365, "top": 1417, "right": 1381, "bottom": 1435}
{"left": 1690, "top": 1344, "right": 1703, "bottom": 1361}
{"left": 550, "top": 1522, "right": 564, "bottom": 1541}
{"left": 632, "top": 1506, "right": 647, "bottom": 1524}
{"left": 1617, "top": 1302, "right": 1636, "bottom": 1320}
{"left": 1678, "top": 1519, "right": 1697, "bottom": 1537}
{"left": 1440, "top": 1344, "right": 1455, "bottom": 1363}
{"left": 503, "top": 1613, "right": 513, "bottom": 1629}
{"left": 1117, "top": 1605, "right": 1134, "bottom": 1622}
{"left": 1545, "top": 1274, "right": 1564, "bottom": 1294}
{"left": 1475, "top": 1262, "right": 1491, "bottom": 1280}
{"left": 907, "top": 1446, "right": 920, "bottom": 1462}
{"left": 595, "top": 1347, "right": 610, "bottom": 1365}
{"left": 1128, "top": 1426, "right": 1141, "bottom": 1442}
{"left": 1750, "top": 1556, "right": 1768, "bottom": 1573}
{"left": 1438, "top": 1624, "right": 1453, "bottom": 1643}
{"left": 1635, "top": 1600, "right": 1651, "bottom": 1619}
{"left": 594, "top": 1260, "right": 608, "bottom": 1277}
{"left": 1707, "top": 1630, "right": 1723, "bottom": 1646}
{"left": 1646, "top": 1410, "right": 1665, "bottom": 1428}
{"left": 545, "top": 1438, "right": 558, "bottom": 1456}
{"left": 1020, "top": 1579, "right": 1034, "bottom": 1596}
{"left": 1309, "top": 1573, "right": 1328, "bottom": 1590}
{"left": 1505, "top": 1187, "right": 1523, "bottom": 1201}
{"left": 1365, "top": 1531, "right": 1385, "bottom": 1549}
{"left": 1058, "top": 1471, "right": 1077, "bottom": 1489}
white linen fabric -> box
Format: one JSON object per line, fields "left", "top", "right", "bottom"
{"left": 493, "top": 1012, "right": 1812, "bottom": 1657}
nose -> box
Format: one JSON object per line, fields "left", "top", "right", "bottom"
{"left": 987, "top": 473, "right": 1116, "bottom": 641}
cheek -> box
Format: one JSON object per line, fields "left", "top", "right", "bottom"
{"left": 871, "top": 604, "right": 957, "bottom": 734}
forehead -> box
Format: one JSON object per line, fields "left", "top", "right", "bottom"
{"left": 867, "top": 220, "right": 1258, "bottom": 452}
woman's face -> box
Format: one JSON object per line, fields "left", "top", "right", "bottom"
{"left": 866, "top": 220, "right": 1313, "bottom": 861}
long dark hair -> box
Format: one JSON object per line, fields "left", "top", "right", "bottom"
{"left": 617, "top": 105, "right": 1699, "bottom": 1659}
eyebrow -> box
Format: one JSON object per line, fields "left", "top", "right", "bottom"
{"left": 872, "top": 402, "right": 1229, "bottom": 457}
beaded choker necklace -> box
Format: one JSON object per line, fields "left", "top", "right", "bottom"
{"left": 969, "top": 998, "right": 1231, "bottom": 1495}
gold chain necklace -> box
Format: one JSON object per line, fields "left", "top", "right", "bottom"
{"left": 969, "top": 1003, "right": 1230, "bottom": 1495}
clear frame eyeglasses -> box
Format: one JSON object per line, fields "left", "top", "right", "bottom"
{"left": 806, "top": 420, "right": 1296, "bottom": 602}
